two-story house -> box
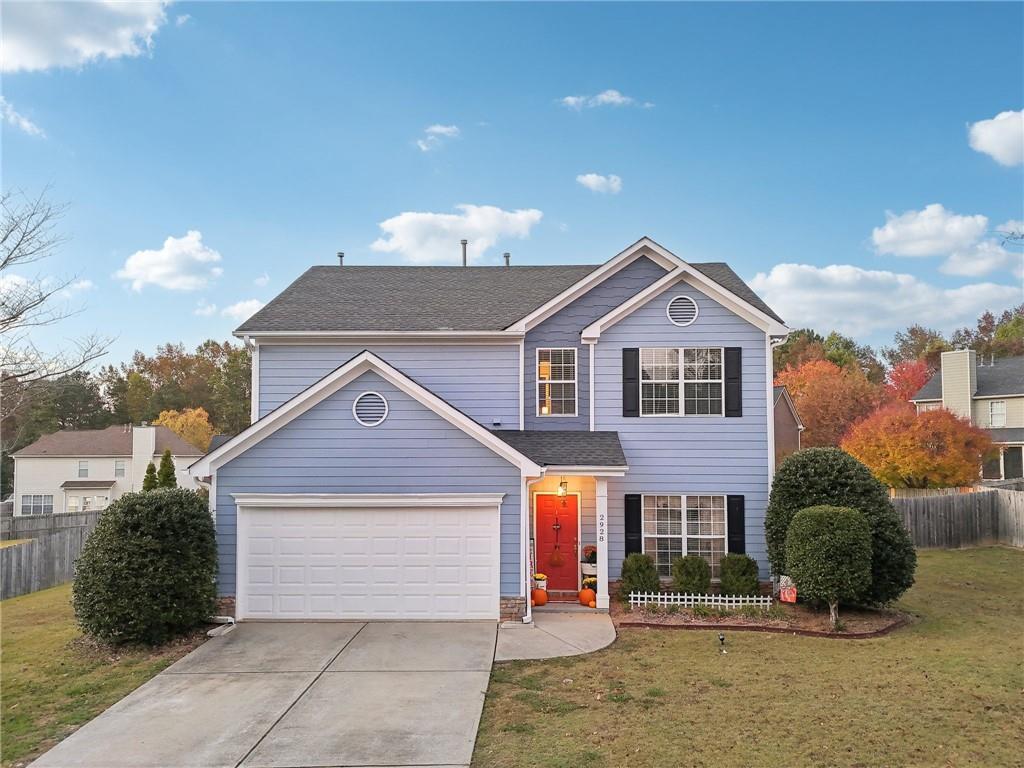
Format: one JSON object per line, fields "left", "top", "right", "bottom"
{"left": 13, "top": 424, "right": 202, "bottom": 515}
{"left": 910, "top": 349, "right": 1024, "bottom": 481}
{"left": 190, "top": 237, "right": 789, "bottom": 623}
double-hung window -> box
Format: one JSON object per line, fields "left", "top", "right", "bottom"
{"left": 78, "top": 460, "right": 89, "bottom": 478}
{"left": 640, "top": 347, "right": 724, "bottom": 416}
{"left": 21, "top": 494, "right": 53, "bottom": 515}
{"left": 990, "top": 401, "right": 1006, "bottom": 428}
{"left": 537, "top": 348, "right": 577, "bottom": 416}
{"left": 115, "top": 459, "right": 126, "bottom": 478}
{"left": 642, "top": 494, "right": 727, "bottom": 579}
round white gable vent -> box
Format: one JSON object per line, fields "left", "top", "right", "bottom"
{"left": 353, "top": 391, "right": 388, "bottom": 427}
{"left": 666, "top": 295, "right": 699, "bottom": 326}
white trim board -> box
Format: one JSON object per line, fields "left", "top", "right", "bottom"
{"left": 190, "top": 350, "right": 544, "bottom": 477}
{"left": 231, "top": 492, "right": 506, "bottom": 509}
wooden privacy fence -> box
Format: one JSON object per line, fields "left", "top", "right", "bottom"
{"left": 0, "top": 512, "right": 102, "bottom": 600}
{"left": 892, "top": 490, "right": 1024, "bottom": 549}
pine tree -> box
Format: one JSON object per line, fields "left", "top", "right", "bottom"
{"left": 156, "top": 449, "right": 177, "bottom": 488}
{"left": 142, "top": 462, "right": 158, "bottom": 491}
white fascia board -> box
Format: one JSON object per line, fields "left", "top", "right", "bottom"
{"left": 972, "top": 393, "right": 1024, "bottom": 400}
{"left": 542, "top": 465, "right": 628, "bottom": 477}
{"left": 507, "top": 237, "right": 682, "bottom": 334}
{"left": 238, "top": 330, "right": 523, "bottom": 345}
{"left": 190, "top": 350, "right": 543, "bottom": 477}
{"left": 232, "top": 492, "right": 506, "bottom": 509}
{"left": 908, "top": 397, "right": 940, "bottom": 403}
{"left": 581, "top": 267, "right": 789, "bottom": 341}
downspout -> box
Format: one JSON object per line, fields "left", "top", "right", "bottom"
{"left": 522, "top": 474, "right": 546, "bottom": 624}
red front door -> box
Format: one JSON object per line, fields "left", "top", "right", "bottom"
{"left": 535, "top": 494, "right": 579, "bottom": 593}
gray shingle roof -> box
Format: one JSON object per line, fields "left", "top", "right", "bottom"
{"left": 235, "top": 260, "right": 783, "bottom": 333}
{"left": 61, "top": 480, "right": 117, "bottom": 489}
{"left": 913, "top": 355, "right": 1024, "bottom": 400}
{"left": 491, "top": 430, "right": 627, "bottom": 467}
{"left": 989, "top": 427, "right": 1024, "bottom": 444}
{"left": 14, "top": 425, "right": 204, "bottom": 457}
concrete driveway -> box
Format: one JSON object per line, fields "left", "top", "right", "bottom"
{"left": 31, "top": 621, "right": 497, "bottom": 768}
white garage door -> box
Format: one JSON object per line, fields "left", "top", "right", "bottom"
{"left": 236, "top": 505, "right": 501, "bottom": 620}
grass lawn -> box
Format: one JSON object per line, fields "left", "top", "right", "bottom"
{"left": 1, "top": 584, "right": 204, "bottom": 768}
{"left": 473, "top": 547, "right": 1024, "bottom": 768}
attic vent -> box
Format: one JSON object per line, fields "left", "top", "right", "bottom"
{"left": 352, "top": 392, "right": 388, "bottom": 427}
{"left": 666, "top": 295, "right": 699, "bottom": 327}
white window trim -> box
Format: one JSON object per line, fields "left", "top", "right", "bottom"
{"left": 640, "top": 347, "right": 725, "bottom": 418}
{"left": 115, "top": 459, "right": 126, "bottom": 478}
{"left": 21, "top": 493, "right": 54, "bottom": 515}
{"left": 989, "top": 400, "right": 1007, "bottom": 428}
{"left": 78, "top": 460, "right": 89, "bottom": 478}
{"left": 536, "top": 347, "right": 578, "bottom": 418}
{"left": 352, "top": 391, "right": 389, "bottom": 427}
{"left": 640, "top": 493, "right": 729, "bottom": 578}
{"left": 666, "top": 295, "right": 699, "bottom": 327}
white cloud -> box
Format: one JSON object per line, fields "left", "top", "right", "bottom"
{"left": 221, "top": 299, "right": 265, "bottom": 321}
{"left": 416, "top": 124, "right": 460, "bottom": 152}
{"left": 968, "top": 110, "right": 1024, "bottom": 167}
{"left": 2, "top": 1, "right": 168, "bottom": 73}
{"left": 560, "top": 89, "right": 652, "bottom": 110}
{"left": 872, "top": 204, "right": 988, "bottom": 257}
{"left": 115, "top": 230, "right": 223, "bottom": 291}
{"left": 749, "top": 263, "right": 1021, "bottom": 339}
{"left": 175, "top": 14, "right": 191, "bottom": 27}
{"left": 58, "top": 279, "right": 95, "bottom": 299}
{"left": 194, "top": 300, "right": 217, "bottom": 317}
{"left": 254, "top": 272, "right": 270, "bottom": 287}
{"left": 371, "top": 204, "right": 543, "bottom": 264}
{"left": 576, "top": 173, "right": 622, "bottom": 194}
{"left": 941, "top": 239, "right": 1022, "bottom": 278}
{"left": 0, "top": 96, "right": 45, "bottom": 137}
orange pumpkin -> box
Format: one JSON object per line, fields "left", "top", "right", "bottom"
{"left": 578, "top": 588, "right": 596, "bottom": 606}
{"left": 588, "top": 600, "right": 597, "bottom": 609}
{"left": 531, "top": 588, "right": 549, "bottom": 606}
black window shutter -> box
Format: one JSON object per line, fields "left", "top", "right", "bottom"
{"left": 622, "top": 348, "right": 640, "bottom": 418}
{"left": 724, "top": 347, "right": 742, "bottom": 417}
{"left": 726, "top": 495, "right": 745, "bottom": 554}
{"left": 625, "top": 494, "right": 642, "bottom": 556}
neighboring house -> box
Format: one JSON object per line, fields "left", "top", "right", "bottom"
{"left": 773, "top": 385, "right": 803, "bottom": 467}
{"left": 191, "top": 237, "right": 789, "bottom": 622}
{"left": 12, "top": 424, "right": 203, "bottom": 516}
{"left": 910, "top": 349, "right": 1024, "bottom": 481}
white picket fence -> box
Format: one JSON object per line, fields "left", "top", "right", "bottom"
{"left": 629, "top": 591, "right": 773, "bottom": 610}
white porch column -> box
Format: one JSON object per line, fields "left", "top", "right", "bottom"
{"left": 596, "top": 477, "right": 610, "bottom": 610}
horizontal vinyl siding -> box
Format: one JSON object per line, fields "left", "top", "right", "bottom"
{"left": 216, "top": 371, "right": 522, "bottom": 597}
{"left": 259, "top": 344, "right": 519, "bottom": 427}
{"left": 593, "top": 277, "right": 772, "bottom": 578}
{"left": 524, "top": 256, "right": 667, "bottom": 430}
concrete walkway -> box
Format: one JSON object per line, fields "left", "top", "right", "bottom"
{"left": 31, "top": 621, "right": 496, "bottom": 768}
{"left": 495, "top": 611, "right": 616, "bottom": 661}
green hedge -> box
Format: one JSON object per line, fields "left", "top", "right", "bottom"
{"left": 766, "top": 448, "right": 916, "bottom": 604}
{"left": 719, "top": 554, "right": 760, "bottom": 596}
{"left": 620, "top": 553, "right": 660, "bottom": 600}
{"left": 73, "top": 488, "right": 217, "bottom": 645}
{"left": 672, "top": 555, "right": 710, "bottom": 593}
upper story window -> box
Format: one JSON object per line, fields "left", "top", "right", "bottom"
{"left": 990, "top": 400, "right": 1006, "bottom": 428}
{"left": 78, "top": 460, "right": 88, "bottom": 478}
{"left": 641, "top": 347, "right": 724, "bottom": 416}
{"left": 537, "top": 348, "right": 577, "bottom": 417}
{"left": 115, "top": 460, "right": 126, "bottom": 478}
{"left": 21, "top": 494, "right": 53, "bottom": 515}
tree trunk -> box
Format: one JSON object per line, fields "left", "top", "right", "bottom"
{"left": 829, "top": 601, "right": 839, "bottom": 629}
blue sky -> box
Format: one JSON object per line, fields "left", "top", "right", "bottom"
{"left": 3, "top": 1, "right": 1022, "bottom": 366}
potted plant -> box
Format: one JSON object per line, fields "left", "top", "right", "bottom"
{"left": 579, "top": 576, "right": 597, "bottom": 607}
{"left": 580, "top": 546, "right": 597, "bottom": 577}
{"left": 533, "top": 573, "right": 548, "bottom": 591}
{"left": 531, "top": 573, "right": 549, "bottom": 607}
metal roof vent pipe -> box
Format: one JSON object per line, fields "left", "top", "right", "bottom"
{"left": 460, "top": 239, "right": 468, "bottom": 266}
{"left": 337, "top": 251, "right": 344, "bottom": 266}
{"left": 504, "top": 252, "right": 511, "bottom": 267}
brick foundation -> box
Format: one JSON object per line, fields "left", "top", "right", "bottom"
{"left": 500, "top": 596, "right": 527, "bottom": 622}
{"left": 214, "top": 596, "right": 236, "bottom": 618}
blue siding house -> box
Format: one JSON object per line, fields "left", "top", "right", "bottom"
{"left": 190, "top": 237, "right": 789, "bottom": 622}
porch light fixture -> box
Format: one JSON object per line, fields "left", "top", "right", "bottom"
{"left": 557, "top": 478, "right": 568, "bottom": 497}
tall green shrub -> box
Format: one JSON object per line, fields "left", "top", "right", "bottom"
{"left": 73, "top": 489, "right": 217, "bottom": 645}
{"left": 142, "top": 462, "right": 158, "bottom": 491}
{"left": 785, "top": 505, "right": 873, "bottom": 629}
{"left": 672, "top": 555, "right": 710, "bottom": 593}
{"left": 619, "top": 553, "right": 660, "bottom": 601}
{"left": 719, "top": 554, "right": 760, "bottom": 596}
{"left": 766, "top": 447, "right": 916, "bottom": 604}
{"left": 156, "top": 448, "right": 177, "bottom": 488}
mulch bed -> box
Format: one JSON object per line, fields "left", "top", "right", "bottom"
{"left": 610, "top": 600, "right": 912, "bottom": 639}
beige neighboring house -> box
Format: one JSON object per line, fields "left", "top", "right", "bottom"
{"left": 12, "top": 424, "right": 203, "bottom": 516}
{"left": 773, "top": 385, "right": 803, "bottom": 467}
{"left": 910, "top": 349, "right": 1024, "bottom": 481}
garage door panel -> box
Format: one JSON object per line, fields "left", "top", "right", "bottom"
{"left": 238, "top": 505, "right": 500, "bottom": 620}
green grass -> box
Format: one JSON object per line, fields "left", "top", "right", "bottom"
{"left": 1, "top": 584, "right": 204, "bottom": 767}
{"left": 473, "top": 548, "right": 1024, "bottom": 768}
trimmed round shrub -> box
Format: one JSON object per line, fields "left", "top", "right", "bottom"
{"left": 619, "top": 553, "right": 660, "bottom": 601}
{"left": 719, "top": 554, "right": 760, "bottom": 596}
{"left": 74, "top": 488, "right": 217, "bottom": 645}
{"left": 785, "top": 505, "right": 873, "bottom": 628}
{"left": 766, "top": 447, "right": 916, "bottom": 604}
{"left": 672, "top": 555, "right": 710, "bottom": 593}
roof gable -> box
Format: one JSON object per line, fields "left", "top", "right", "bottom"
{"left": 14, "top": 425, "right": 202, "bottom": 458}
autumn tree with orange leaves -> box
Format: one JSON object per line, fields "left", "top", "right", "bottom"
{"left": 775, "top": 359, "right": 882, "bottom": 447}
{"left": 842, "top": 405, "right": 992, "bottom": 488}
{"left": 884, "top": 359, "right": 932, "bottom": 404}
{"left": 153, "top": 407, "right": 215, "bottom": 452}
